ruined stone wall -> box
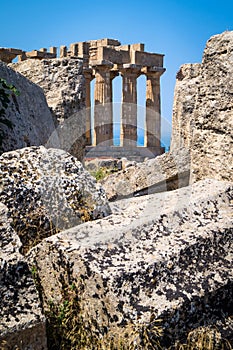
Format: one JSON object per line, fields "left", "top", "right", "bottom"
{"left": 171, "top": 31, "right": 233, "bottom": 183}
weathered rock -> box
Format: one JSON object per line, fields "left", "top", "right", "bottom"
{"left": 0, "top": 146, "right": 111, "bottom": 253}
{"left": 28, "top": 179, "right": 233, "bottom": 348}
{"left": 101, "top": 148, "right": 190, "bottom": 200}
{"left": 84, "top": 158, "right": 123, "bottom": 172}
{"left": 0, "top": 203, "right": 47, "bottom": 349}
{"left": 11, "top": 58, "right": 85, "bottom": 123}
{"left": 11, "top": 58, "right": 86, "bottom": 161}
{"left": 170, "top": 63, "right": 201, "bottom": 151}
{"left": 171, "top": 31, "right": 233, "bottom": 183}
{"left": 0, "top": 61, "right": 55, "bottom": 154}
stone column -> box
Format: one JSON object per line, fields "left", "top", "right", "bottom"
{"left": 120, "top": 66, "right": 141, "bottom": 147}
{"left": 93, "top": 63, "right": 113, "bottom": 146}
{"left": 50, "top": 47, "right": 57, "bottom": 56}
{"left": 83, "top": 69, "right": 94, "bottom": 145}
{"left": 144, "top": 68, "right": 165, "bottom": 149}
{"left": 60, "top": 46, "right": 67, "bottom": 58}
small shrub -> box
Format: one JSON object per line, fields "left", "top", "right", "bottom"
{"left": 90, "top": 167, "right": 119, "bottom": 182}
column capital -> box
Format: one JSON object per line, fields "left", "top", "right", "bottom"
{"left": 92, "top": 61, "right": 113, "bottom": 73}
{"left": 142, "top": 66, "right": 166, "bottom": 78}
{"left": 83, "top": 68, "right": 94, "bottom": 81}
{"left": 110, "top": 69, "right": 119, "bottom": 80}
{"left": 119, "top": 64, "right": 142, "bottom": 77}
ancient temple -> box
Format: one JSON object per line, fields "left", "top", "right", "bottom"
{"left": 0, "top": 39, "right": 166, "bottom": 160}
{"left": 81, "top": 39, "right": 166, "bottom": 159}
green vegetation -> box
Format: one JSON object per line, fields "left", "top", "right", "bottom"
{"left": 0, "top": 78, "right": 19, "bottom": 151}
{"left": 30, "top": 268, "right": 233, "bottom": 350}
{"left": 90, "top": 167, "right": 119, "bottom": 181}
{"left": 43, "top": 277, "right": 164, "bottom": 350}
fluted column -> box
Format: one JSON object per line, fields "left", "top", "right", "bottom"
{"left": 120, "top": 66, "right": 141, "bottom": 147}
{"left": 93, "top": 63, "right": 113, "bottom": 146}
{"left": 144, "top": 68, "right": 165, "bottom": 148}
{"left": 83, "top": 69, "right": 94, "bottom": 145}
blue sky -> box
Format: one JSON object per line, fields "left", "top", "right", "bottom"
{"left": 1, "top": 0, "right": 233, "bottom": 148}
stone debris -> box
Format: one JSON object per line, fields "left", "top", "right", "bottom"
{"left": 0, "top": 146, "right": 111, "bottom": 253}
{"left": 101, "top": 148, "right": 190, "bottom": 200}
{"left": 28, "top": 179, "right": 233, "bottom": 348}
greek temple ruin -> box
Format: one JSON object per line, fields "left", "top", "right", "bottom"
{"left": 0, "top": 39, "right": 166, "bottom": 159}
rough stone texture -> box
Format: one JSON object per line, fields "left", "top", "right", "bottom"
{"left": 0, "top": 146, "right": 110, "bottom": 253}
{"left": 170, "top": 63, "right": 201, "bottom": 151}
{"left": 171, "top": 31, "right": 233, "bottom": 183}
{"left": 84, "top": 158, "right": 123, "bottom": 172}
{"left": 0, "top": 61, "right": 55, "bottom": 154}
{"left": 28, "top": 179, "right": 233, "bottom": 348}
{"left": 101, "top": 148, "right": 190, "bottom": 200}
{"left": 0, "top": 203, "right": 47, "bottom": 349}
{"left": 11, "top": 58, "right": 85, "bottom": 123}
{"left": 11, "top": 58, "right": 86, "bottom": 161}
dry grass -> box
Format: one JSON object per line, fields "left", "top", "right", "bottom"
{"left": 172, "top": 326, "right": 232, "bottom": 350}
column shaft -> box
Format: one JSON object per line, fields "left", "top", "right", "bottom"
{"left": 120, "top": 68, "right": 140, "bottom": 147}
{"left": 83, "top": 70, "right": 93, "bottom": 145}
{"left": 94, "top": 65, "right": 113, "bottom": 146}
{"left": 145, "top": 72, "right": 161, "bottom": 148}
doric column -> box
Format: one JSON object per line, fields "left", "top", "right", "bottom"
{"left": 83, "top": 68, "right": 94, "bottom": 145}
{"left": 144, "top": 68, "right": 165, "bottom": 148}
{"left": 93, "top": 62, "right": 113, "bottom": 146}
{"left": 120, "top": 65, "right": 141, "bottom": 147}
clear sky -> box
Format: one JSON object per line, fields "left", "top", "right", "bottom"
{"left": 1, "top": 0, "right": 233, "bottom": 147}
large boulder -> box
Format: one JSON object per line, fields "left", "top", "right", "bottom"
{"left": 11, "top": 58, "right": 85, "bottom": 123}
{"left": 0, "top": 61, "right": 55, "bottom": 154}
{"left": 28, "top": 179, "right": 233, "bottom": 349}
{"left": 101, "top": 148, "right": 190, "bottom": 200}
{"left": 0, "top": 203, "right": 47, "bottom": 349}
{"left": 170, "top": 63, "right": 201, "bottom": 151}
{"left": 11, "top": 58, "right": 86, "bottom": 161}
{"left": 0, "top": 146, "right": 111, "bottom": 254}
{"left": 171, "top": 31, "right": 233, "bottom": 183}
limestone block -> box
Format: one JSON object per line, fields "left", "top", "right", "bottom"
{"left": 93, "top": 46, "right": 130, "bottom": 64}
{"left": 170, "top": 63, "right": 201, "bottom": 151}
{"left": 171, "top": 31, "right": 233, "bottom": 183}
{"left": 0, "top": 146, "right": 111, "bottom": 254}
{"left": 28, "top": 179, "right": 233, "bottom": 348}
{"left": 101, "top": 148, "right": 190, "bottom": 200}
{"left": 0, "top": 61, "right": 55, "bottom": 154}
{"left": 191, "top": 31, "right": 233, "bottom": 183}
{"left": 10, "top": 58, "right": 86, "bottom": 160}
{"left": 11, "top": 57, "right": 85, "bottom": 123}
{"left": 131, "top": 51, "right": 164, "bottom": 67}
